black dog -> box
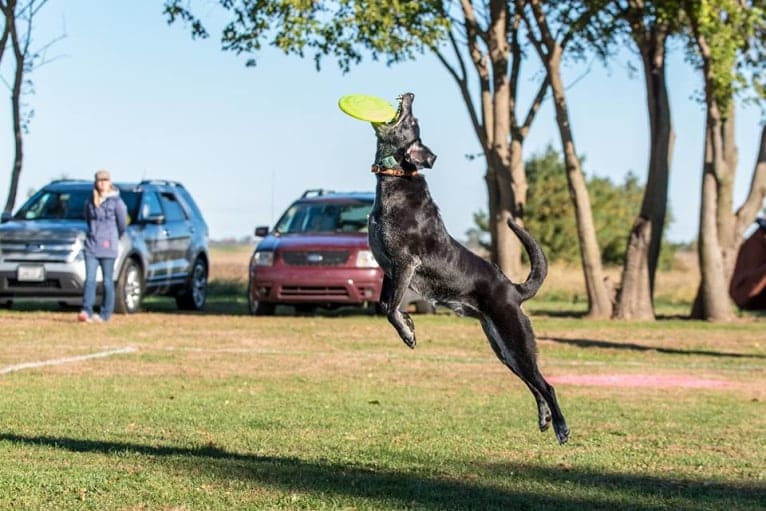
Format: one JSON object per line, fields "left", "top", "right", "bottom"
{"left": 367, "top": 93, "right": 569, "bottom": 444}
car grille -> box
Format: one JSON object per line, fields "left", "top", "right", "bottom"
{"left": 0, "top": 239, "right": 79, "bottom": 263}
{"left": 281, "top": 250, "right": 350, "bottom": 266}
{"left": 280, "top": 286, "right": 349, "bottom": 297}
{"left": 7, "top": 278, "right": 62, "bottom": 289}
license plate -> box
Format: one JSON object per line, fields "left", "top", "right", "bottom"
{"left": 17, "top": 265, "right": 45, "bottom": 282}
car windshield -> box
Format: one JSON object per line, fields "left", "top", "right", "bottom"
{"left": 15, "top": 188, "right": 140, "bottom": 222}
{"left": 274, "top": 200, "right": 372, "bottom": 234}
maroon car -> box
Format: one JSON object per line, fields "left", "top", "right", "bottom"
{"left": 248, "top": 190, "right": 433, "bottom": 315}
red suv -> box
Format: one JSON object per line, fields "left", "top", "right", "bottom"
{"left": 248, "top": 190, "right": 434, "bottom": 315}
{"left": 248, "top": 190, "right": 383, "bottom": 315}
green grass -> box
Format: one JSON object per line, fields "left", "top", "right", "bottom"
{"left": 0, "top": 298, "right": 764, "bottom": 509}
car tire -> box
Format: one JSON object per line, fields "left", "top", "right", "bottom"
{"left": 413, "top": 299, "right": 436, "bottom": 314}
{"left": 115, "top": 258, "right": 143, "bottom": 314}
{"left": 248, "top": 290, "right": 276, "bottom": 315}
{"left": 294, "top": 304, "right": 317, "bottom": 316}
{"left": 176, "top": 257, "right": 208, "bottom": 311}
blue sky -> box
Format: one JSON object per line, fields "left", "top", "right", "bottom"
{"left": 1, "top": 2, "right": 763, "bottom": 243}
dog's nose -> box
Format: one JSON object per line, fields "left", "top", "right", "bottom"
{"left": 425, "top": 153, "right": 437, "bottom": 169}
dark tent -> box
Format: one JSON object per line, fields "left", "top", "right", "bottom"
{"left": 729, "top": 218, "right": 766, "bottom": 310}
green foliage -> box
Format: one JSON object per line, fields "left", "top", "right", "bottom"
{"left": 523, "top": 145, "right": 645, "bottom": 264}
{"left": 468, "top": 145, "right": 677, "bottom": 265}
{"left": 163, "top": 0, "right": 449, "bottom": 71}
{"left": 683, "top": 0, "right": 766, "bottom": 114}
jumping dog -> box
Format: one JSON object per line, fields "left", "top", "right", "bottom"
{"left": 367, "top": 93, "right": 569, "bottom": 444}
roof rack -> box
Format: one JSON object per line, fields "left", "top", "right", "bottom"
{"left": 301, "top": 189, "right": 334, "bottom": 198}
{"left": 49, "top": 179, "right": 91, "bottom": 184}
{"left": 139, "top": 179, "right": 184, "bottom": 187}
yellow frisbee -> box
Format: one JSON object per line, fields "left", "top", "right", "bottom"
{"left": 338, "top": 94, "right": 397, "bottom": 123}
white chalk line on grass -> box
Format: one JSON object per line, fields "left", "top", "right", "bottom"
{"left": 0, "top": 346, "right": 138, "bottom": 375}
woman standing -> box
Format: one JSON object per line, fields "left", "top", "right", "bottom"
{"left": 78, "top": 169, "right": 128, "bottom": 323}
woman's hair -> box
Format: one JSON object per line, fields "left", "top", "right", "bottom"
{"left": 92, "top": 169, "right": 113, "bottom": 208}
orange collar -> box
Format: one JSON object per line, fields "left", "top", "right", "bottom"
{"left": 370, "top": 164, "right": 418, "bottom": 177}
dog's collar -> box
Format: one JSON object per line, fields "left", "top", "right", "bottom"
{"left": 370, "top": 164, "right": 419, "bottom": 178}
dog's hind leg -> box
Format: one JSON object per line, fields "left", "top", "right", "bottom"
{"left": 380, "top": 261, "right": 419, "bottom": 348}
{"left": 480, "top": 313, "right": 570, "bottom": 444}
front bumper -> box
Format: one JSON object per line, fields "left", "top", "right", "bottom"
{"left": 250, "top": 265, "right": 383, "bottom": 305}
{"left": 0, "top": 260, "right": 106, "bottom": 303}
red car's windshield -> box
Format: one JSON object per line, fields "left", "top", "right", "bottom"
{"left": 274, "top": 201, "right": 372, "bottom": 234}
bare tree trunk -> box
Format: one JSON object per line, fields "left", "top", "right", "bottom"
{"left": 435, "top": 0, "right": 548, "bottom": 281}
{"left": 615, "top": 20, "right": 674, "bottom": 320}
{"left": 4, "top": 0, "right": 23, "bottom": 213}
{"left": 734, "top": 125, "right": 766, "bottom": 238}
{"left": 615, "top": 219, "right": 654, "bottom": 318}
{"left": 547, "top": 51, "right": 613, "bottom": 318}
{"left": 524, "top": 0, "right": 612, "bottom": 318}
{"left": 691, "top": 102, "right": 736, "bottom": 321}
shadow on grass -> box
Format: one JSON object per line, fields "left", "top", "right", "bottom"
{"left": 1, "top": 433, "right": 763, "bottom": 510}
{"left": 542, "top": 337, "right": 766, "bottom": 359}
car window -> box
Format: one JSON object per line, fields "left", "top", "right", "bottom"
{"left": 15, "top": 190, "right": 91, "bottom": 220}
{"left": 174, "top": 186, "right": 206, "bottom": 224}
{"left": 160, "top": 193, "right": 187, "bottom": 222}
{"left": 139, "top": 192, "right": 163, "bottom": 221}
{"left": 120, "top": 190, "right": 140, "bottom": 223}
{"left": 274, "top": 200, "right": 372, "bottom": 234}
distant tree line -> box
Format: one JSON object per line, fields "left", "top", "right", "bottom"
{"left": 467, "top": 146, "right": 680, "bottom": 267}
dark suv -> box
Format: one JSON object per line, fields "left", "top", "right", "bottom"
{"left": 0, "top": 179, "right": 209, "bottom": 313}
{"left": 248, "top": 189, "right": 432, "bottom": 315}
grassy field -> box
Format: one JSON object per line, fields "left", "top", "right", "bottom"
{"left": 0, "top": 246, "right": 764, "bottom": 509}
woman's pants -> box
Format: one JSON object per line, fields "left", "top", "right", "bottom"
{"left": 82, "top": 254, "right": 116, "bottom": 320}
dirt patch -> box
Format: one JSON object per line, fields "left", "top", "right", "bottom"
{"left": 549, "top": 373, "right": 736, "bottom": 389}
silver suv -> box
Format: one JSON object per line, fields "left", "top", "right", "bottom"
{"left": 0, "top": 179, "right": 209, "bottom": 313}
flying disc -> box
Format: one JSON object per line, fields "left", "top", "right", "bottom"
{"left": 338, "top": 94, "right": 397, "bottom": 123}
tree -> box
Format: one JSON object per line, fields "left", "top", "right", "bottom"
{"left": 682, "top": 0, "right": 766, "bottom": 320}
{"left": 602, "top": 1, "right": 684, "bottom": 320}
{"left": 522, "top": 0, "right": 616, "bottom": 318}
{"left": 0, "top": 0, "right": 59, "bottom": 213}
{"left": 163, "top": 0, "right": 556, "bottom": 281}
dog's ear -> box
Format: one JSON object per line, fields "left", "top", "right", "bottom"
{"left": 404, "top": 140, "right": 437, "bottom": 169}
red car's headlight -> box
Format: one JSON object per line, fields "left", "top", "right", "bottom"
{"left": 355, "top": 250, "right": 379, "bottom": 268}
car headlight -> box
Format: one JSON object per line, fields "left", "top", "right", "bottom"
{"left": 253, "top": 250, "right": 274, "bottom": 267}
{"left": 355, "top": 250, "right": 379, "bottom": 268}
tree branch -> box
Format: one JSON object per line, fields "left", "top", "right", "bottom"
{"left": 519, "top": 75, "right": 550, "bottom": 140}
{"left": 735, "top": 124, "right": 766, "bottom": 236}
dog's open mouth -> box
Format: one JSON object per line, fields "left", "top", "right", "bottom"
{"left": 383, "top": 93, "right": 412, "bottom": 128}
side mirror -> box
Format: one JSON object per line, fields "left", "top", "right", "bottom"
{"left": 255, "top": 226, "right": 269, "bottom": 237}
{"left": 0, "top": 211, "right": 11, "bottom": 223}
{"left": 145, "top": 214, "right": 165, "bottom": 225}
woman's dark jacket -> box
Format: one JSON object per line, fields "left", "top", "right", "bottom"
{"left": 84, "top": 189, "right": 128, "bottom": 258}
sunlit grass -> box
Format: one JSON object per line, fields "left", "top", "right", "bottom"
{"left": 0, "top": 246, "right": 763, "bottom": 509}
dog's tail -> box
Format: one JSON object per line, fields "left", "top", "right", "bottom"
{"left": 507, "top": 217, "right": 548, "bottom": 302}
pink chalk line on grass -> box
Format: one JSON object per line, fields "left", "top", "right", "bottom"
{"left": 548, "top": 374, "right": 735, "bottom": 389}
{"left": 0, "top": 346, "right": 137, "bottom": 375}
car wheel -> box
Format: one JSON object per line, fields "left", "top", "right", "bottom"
{"left": 294, "top": 304, "right": 317, "bottom": 316}
{"left": 413, "top": 299, "right": 436, "bottom": 314}
{"left": 115, "top": 258, "right": 143, "bottom": 314}
{"left": 248, "top": 296, "right": 276, "bottom": 316}
{"left": 177, "top": 257, "right": 208, "bottom": 311}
